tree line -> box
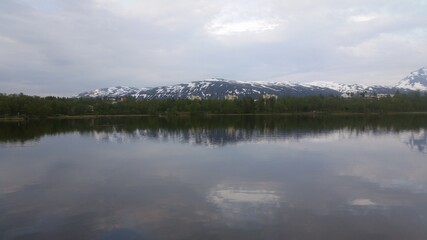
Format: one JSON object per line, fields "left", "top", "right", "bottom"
{"left": 1, "top": 92, "right": 427, "bottom": 118}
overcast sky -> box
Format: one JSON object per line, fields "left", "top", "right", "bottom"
{"left": 1, "top": 0, "right": 427, "bottom": 96}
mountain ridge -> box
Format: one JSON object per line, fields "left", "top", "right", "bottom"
{"left": 77, "top": 67, "right": 427, "bottom": 99}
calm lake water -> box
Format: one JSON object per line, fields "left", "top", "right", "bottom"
{"left": 1, "top": 115, "right": 427, "bottom": 240}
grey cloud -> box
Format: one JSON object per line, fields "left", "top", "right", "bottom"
{"left": 0, "top": 0, "right": 426, "bottom": 96}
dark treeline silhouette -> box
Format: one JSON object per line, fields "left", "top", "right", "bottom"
{"left": 1, "top": 92, "right": 427, "bottom": 118}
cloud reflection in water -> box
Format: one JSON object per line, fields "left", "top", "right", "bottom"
{"left": 208, "top": 184, "right": 281, "bottom": 226}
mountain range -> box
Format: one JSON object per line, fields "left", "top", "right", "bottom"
{"left": 78, "top": 67, "right": 427, "bottom": 99}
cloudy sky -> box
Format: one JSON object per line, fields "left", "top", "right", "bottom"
{"left": 1, "top": 0, "right": 427, "bottom": 96}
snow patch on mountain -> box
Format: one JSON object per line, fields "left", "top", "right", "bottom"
{"left": 302, "top": 81, "right": 369, "bottom": 93}
{"left": 396, "top": 67, "right": 427, "bottom": 91}
{"left": 77, "top": 86, "right": 148, "bottom": 98}
{"left": 77, "top": 67, "right": 427, "bottom": 99}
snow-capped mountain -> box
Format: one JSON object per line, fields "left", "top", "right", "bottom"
{"left": 77, "top": 86, "right": 146, "bottom": 98}
{"left": 396, "top": 67, "right": 427, "bottom": 91}
{"left": 135, "top": 78, "right": 341, "bottom": 99}
{"left": 77, "top": 67, "right": 427, "bottom": 99}
{"left": 77, "top": 79, "right": 398, "bottom": 99}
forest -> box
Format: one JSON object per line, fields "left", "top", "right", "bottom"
{"left": 1, "top": 92, "right": 427, "bottom": 118}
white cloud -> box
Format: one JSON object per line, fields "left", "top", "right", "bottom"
{"left": 206, "top": 19, "right": 280, "bottom": 36}
{"left": 0, "top": 35, "right": 17, "bottom": 44}
{"left": 93, "top": 0, "right": 217, "bottom": 29}
{"left": 349, "top": 14, "right": 377, "bottom": 22}
{"left": 339, "top": 29, "right": 427, "bottom": 59}
{"left": 205, "top": 1, "right": 283, "bottom": 36}
{"left": 0, "top": 0, "right": 427, "bottom": 95}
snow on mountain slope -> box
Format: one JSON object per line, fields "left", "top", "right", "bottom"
{"left": 132, "top": 78, "right": 339, "bottom": 100}
{"left": 79, "top": 80, "right": 330, "bottom": 99}
{"left": 77, "top": 67, "right": 427, "bottom": 99}
{"left": 77, "top": 86, "right": 147, "bottom": 98}
{"left": 396, "top": 67, "right": 427, "bottom": 91}
{"left": 302, "top": 82, "right": 369, "bottom": 94}
{"left": 76, "top": 79, "right": 392, "bottom": 99}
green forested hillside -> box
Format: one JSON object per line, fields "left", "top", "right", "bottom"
{"left": 1, "top": 93, "right": 427, "bottom": 118}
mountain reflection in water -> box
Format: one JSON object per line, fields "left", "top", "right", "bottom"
{"left": 1, "top": 115, "right": 427, "bottom": 240}
{"left": 86, "top": 127, "right": 427, "bottom": 155}
{"left": 1, "top": 115, "right": 427, "bottom": 153}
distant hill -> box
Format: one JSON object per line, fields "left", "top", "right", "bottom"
{"left": 77, "top": 67, "right": 427, "bottom": 99}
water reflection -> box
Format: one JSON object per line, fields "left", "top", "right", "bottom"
{"left": 404, "top": 129, "right": 427, "bottom": 154}
{"left": 208, "top": 183, "right": 281, "bottom": 226}
{"left": 2, "top": 115, "right": 426, "bottom": 153}
{"left": 86, "top": 127, "right": 427, "bottom": 155}
{"left": 1, "top": 115, "right": 427, "bottom": 239}
{"left": 350, "top": 198, "right": 376, "bottom": 206}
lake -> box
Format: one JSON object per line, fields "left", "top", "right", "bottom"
{"left": 1, "top": 115, "right": 427, "bottom": 240}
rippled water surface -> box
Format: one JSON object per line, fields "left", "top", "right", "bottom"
{"left": 1, "top": 115, "right": 427, "bottom": 239}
